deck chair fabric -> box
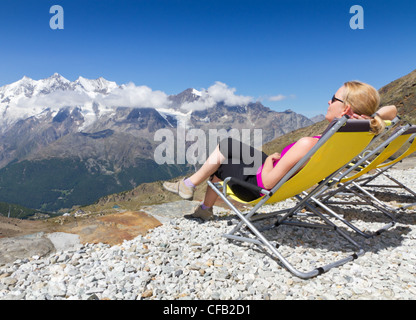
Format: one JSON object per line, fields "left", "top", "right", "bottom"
{"left": 340, "top": 125, "right": 416, "bottom": 183}
{"left": 311, "top": 124, "right": 415, "bottom": 238}
{"left": 375, "top": 126, "right": 416, "bottom": 169}
{"left": 222, "top": 119, "right": 374, "bottom": 205}
{"left": 207, "top": 116, "right": 375, "bottom": 279}
{"left": 320, "top": 125, "right": 415, "bottom": 202}
{"left": 353, "top": 126, "right": 416, "bottom": 211}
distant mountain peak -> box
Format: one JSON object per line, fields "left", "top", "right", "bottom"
{"left": 168, "top": 88, "right": 202, "bottom": 108}
{"left": 51, "top": 72, "right": 64, "bottom": 78}
{"left": 46, "top": 73, "right": 70, "bottom": 83}
{"left": 74, "top": 76, "right": 118, "bottom": 93}
{"left": 310, "top": 114, "right": 326, "bottom": 123}
{"left": 191, "top": 88, "right": 202, "bottom": 96}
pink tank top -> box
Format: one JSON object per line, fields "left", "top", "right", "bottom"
{"left": 256, "top": 136, "right": 321, "bottom": 190}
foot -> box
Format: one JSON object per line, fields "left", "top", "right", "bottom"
{"left": 185, "top": 205, "right": 214, "bottom": 221}
{"left": 163, "top": 179, "right": 194, "bottom": 200}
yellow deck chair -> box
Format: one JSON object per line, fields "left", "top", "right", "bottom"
{"left": 354, "top": 125, "right": 416, "bottom": 211}
{"left": 207, "top": 116, "right": 375, "bottom": 278}
{"left": 369, "top": 127, "right": 416, "bottom": 170}
{"left": 341, "top": 125, "right": 416, "bottom": 183}
{"left": 315, "top": 125, "right": 416, "bottom": 237}
{"left": 221, "top": 121, "right": 376, "bottom": 206}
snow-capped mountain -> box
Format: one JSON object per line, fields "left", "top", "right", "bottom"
{"left": 0, "top": 74, "right": 313, "bottom": 145}
{"left": 3, "top": 75, "right": 185, "bottom": 129}
{"left": 0, "top": 74, "right": 128, "bottom": 132}
{"left": 0, "top": 73, "right": 118, "bottom": 101}
{"left": 0, "top": 74, "right": 314, "bottom": 212}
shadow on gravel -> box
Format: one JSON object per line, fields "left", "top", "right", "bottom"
{"left": 208, "top": 207, "right": 413, "bottom": 275}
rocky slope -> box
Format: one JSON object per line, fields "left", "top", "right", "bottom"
{"left": 379, "top": 69, "right": 416, "bottom": 123}
{"left": 0, "top": 164, "right": 415, "bottom": 300}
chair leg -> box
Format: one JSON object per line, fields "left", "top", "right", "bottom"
{"left": 358, "top": 165, "right": 416, "bottom": 202}
{"left": 207, "top": 180, "right": 365, "bottom": 279}
{"left": 316, "top": 180, "right": 399, "bottom": 237}
{"left": 307, "top": 193, "right": 395, "bottom": 238}
{"left": 365, "top": 172, "right": 416, "bottom": 197}
{"left": 400, "top": 202, "right": 416, "bottom": 210}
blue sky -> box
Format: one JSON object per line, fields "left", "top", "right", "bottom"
{"left": 0, "top": 0, "right": 415, "bottom": 117}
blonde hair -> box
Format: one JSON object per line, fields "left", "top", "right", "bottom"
{"left": 343, "top": 81, "right": 384, "bottom": 135}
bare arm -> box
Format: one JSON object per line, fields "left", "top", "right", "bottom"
{"left": 351, "top": 105, "right": 397, "bottom": 121}
{"left": 261, "top": 137, "right": 319, "bottom": 190}
{"left": 261, "top": 152, "right": 281, "bottom": 178}
{"left": 375, "top": 105, "right": 397, "bottom": 120}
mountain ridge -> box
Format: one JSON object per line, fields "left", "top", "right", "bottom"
{"left": 0, "top": 75, "right": 315, "bottom": 212}
{"left": 379, "top": 69, "right": 416, "bottom": 123}
{"left": 1, "top": 69, "right": 415, "bottom": 216}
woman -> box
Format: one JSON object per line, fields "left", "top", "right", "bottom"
{"left": 163, "top": 81, "right": 397, "bottom": 221}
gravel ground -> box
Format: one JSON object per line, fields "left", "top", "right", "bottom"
{"left": 0, "top": 165, "right": 415, "bottom": 300}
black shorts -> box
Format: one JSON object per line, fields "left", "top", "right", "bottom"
{"left": 213, "top": 137, "right": 268, "bottom": 202}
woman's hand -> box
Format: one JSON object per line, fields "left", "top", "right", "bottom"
{"left": 350, "top": 105, "right": 397, "bottom": 120}
{"left": 262, "top": 152, "right": 281, "bottom": 179}
{"left": 261, "top": 137, "right": 318, "bottom": 190}
{"left": 269, "top": 152, "right": 281, "bottom": 162}
{"left": 351, "top": 113, "right": 371, "bottom": 120}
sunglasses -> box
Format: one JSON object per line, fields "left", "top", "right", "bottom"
{"left": 331, "top": 95, "right": 344, "bottom": 104}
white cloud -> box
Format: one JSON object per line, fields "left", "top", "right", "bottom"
{"left": 269, "top": 94, "right": 287, "bottom": 102}
{"left": 8, "top": 79, "right": 252, "bottom": 117}
{"left": 97, "top": 83, "right": 171, "bottom": 108}
{"left": 12, "top": 83, "right": 172, "bottom": 110}
{"left": 268, "top": 94, "right": 296, "bottom": 102}
{"left": 207, "top": 81, "right": 252, "bottom": 106}
{"left": 180, "top": 81, "right": 253, "bottom": 112}
{"left": 13, "top": 90, "right": 91, "bottom": 110}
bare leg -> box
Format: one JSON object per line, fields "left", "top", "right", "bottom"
{"left": 202, "top": 175, "right": 221, "bottom": 207}
{"left": 188, "top": 145, "right": 225, "bottom": 186}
